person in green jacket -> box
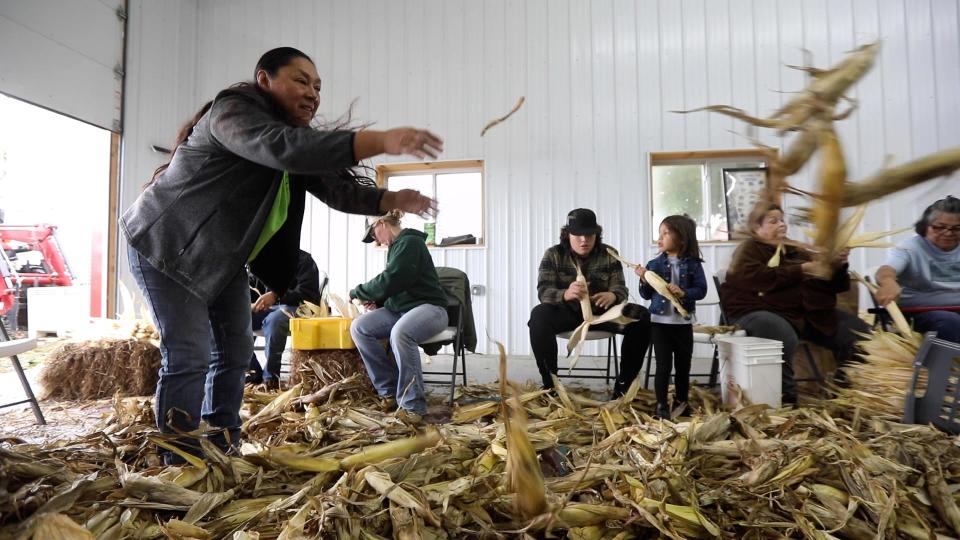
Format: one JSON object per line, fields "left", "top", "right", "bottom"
{"left": 350, "top": 210, "right": 448, "bottom": 423}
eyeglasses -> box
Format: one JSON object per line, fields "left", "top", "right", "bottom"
{"left": 930, "top": 224, "right": 960, "bottom": 234}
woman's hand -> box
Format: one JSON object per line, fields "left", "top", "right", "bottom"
{"left": 363, "top": 301, "right": 379, "bottom": 311}
{"left": 875, "top": 280, "right": 902, "bottom": 307}
{"left": 383, "top": 128, "right": 444, "bottom": 159}
{"left": 634, "top": 266, "right": 647, "bottom": 282}
{"left": 381, "top": 189, "right": 438, "bottom": 218}
{"left": 832, "top": 248, "right": 851, "bottom": 268}
{"left": 591, "top": 292, "right": 617, "bottom": 309}
{"left": 563, "top": 281, "right": 588, "bottom": 301}
{"left": 666, "top": 283, "right": 686, "bottom": 298}
{"left": 252, "top": 291, "right": 277, "bottom": 313}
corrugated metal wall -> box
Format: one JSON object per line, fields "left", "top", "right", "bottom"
{"left": 121, "top": 0, "right": 960, "bottom": 355}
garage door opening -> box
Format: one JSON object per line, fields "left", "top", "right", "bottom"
{"left": 0, "top": 93, "right": 112, "bottom": 336}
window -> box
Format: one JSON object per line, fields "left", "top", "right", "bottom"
{"left": 650, "top": 150, "right": 774, "bottom": 242}
{"left": 377, "top": 160, "right": 484, "bottom": 248}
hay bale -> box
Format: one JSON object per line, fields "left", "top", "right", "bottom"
{"left": 290, "top": 349, "right": 368, "bottom": 389}
{"left": 38, "top": 339, "right": 160, "bottom": 400}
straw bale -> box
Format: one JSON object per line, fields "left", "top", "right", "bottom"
{"left": 37, "top": 339, "right": 160, "bottom": 400}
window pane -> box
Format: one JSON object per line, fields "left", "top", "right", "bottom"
{"left": 435, "top": 172, "right": 482, "bottom": 244}
{"left": 386, "top": 174, "right": 433, "bottom": 235}
{"left": 706, "top": 161, "right": 766, "bottom": 240}
{"left": 651, "top": 164, "right": 703, "bottom": 240}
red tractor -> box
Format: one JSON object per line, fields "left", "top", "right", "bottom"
{"left": 0, "top": 224, "right": 74, "bottom": 330}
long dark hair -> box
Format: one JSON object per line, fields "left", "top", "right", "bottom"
{"left": 660, "top": 215, "right": 703, "bottom": 261}
{"left": 559, "top": 227, "right": 604, "bottom": 256}
{"left": 148, "top": 46, "right": 375, "bottom": 189}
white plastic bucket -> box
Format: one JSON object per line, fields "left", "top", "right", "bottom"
{"left": 716, "top": 336, "right": 784, "bottom": 407}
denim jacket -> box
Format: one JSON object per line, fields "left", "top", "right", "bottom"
{"left": 638, "top": 252, "right": 708, "bottom": 318}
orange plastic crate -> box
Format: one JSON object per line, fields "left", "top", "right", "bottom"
{"left": 290, "top": 317, "right": 355, "bottom": 350}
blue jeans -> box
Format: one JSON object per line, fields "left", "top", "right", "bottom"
{"left": 249, "top": 305, "right": 293, "bottom": 382}
{"left": 128, "top": 245, "right": 252, "bottom": 462}
{"left": 350, "top": 303, "right": 448, "bottom": 415}
{"left": 912, "top": 310, "right": 960, "bottom": 343}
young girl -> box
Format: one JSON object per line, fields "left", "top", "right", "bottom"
{"left": 636, "top": 215, "right": 707, "bottom": 418}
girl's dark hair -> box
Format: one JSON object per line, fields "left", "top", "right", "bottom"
{"left": 147, "top": 46, "right": 375, "bottom": 190}
{"left": 915, "top": 195, "right": 960, "bottom": 236}
{"left": 559, "top": 227, "right": 604, "bottom": 256}
{"left": 660, "top": 215, "right": 703, "bottom": 261}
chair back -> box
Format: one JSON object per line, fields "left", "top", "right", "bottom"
{"left": 713, "top": 269, "right": 731, "bottom": 325}
{"left": 904, "top": 333, "right": 960, "bottom": 434}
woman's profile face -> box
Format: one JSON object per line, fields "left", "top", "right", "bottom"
{"left": 256, "top": 57, "right": 322, "bottom": 127}
{"left": 753, "top": 210, "right": 787, "bottom": 242}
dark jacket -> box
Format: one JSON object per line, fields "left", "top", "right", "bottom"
{"left": 421, "top": 266, "right": 478, "bottom": 355}
{"left": 121, "top": 85, "right": 384, "bottom": 303}
{"left": 639, "top": 252, "right": 707, "bottom": 318}
{"left": 720, "top": 238, "right": 850, "bottom": 335}
{"left": 250, "top": 250, "right": 321, "bottom": 306}
{"left": 350, "top": 229, "right": 447, "bottom": 313}
{"left": 537, "top": 244, "right": 628, "bottom": 313}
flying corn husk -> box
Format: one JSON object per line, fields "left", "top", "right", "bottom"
{"left": 480, "top": 96, "right": 525, "bottom": 136}
{"left": 849, "top": 271, "right": 913, "bottom": 337}
{"left": 340, "top": 430, "right": 441, "bottom": 469}
{"left": 842, "top": 147, "right": 960, "bottom": 207}
{"left": 497, "top": 340, "right": 547, "bottom": 520}
{"left": 675, "top": 42, "right": 879, "bottom": 133}
{"left": 808, "top": 126, "right": 847, "bottom": 278}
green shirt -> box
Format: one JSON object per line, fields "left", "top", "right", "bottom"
{"left": 248, "top": 171, "right": 290, "bottom": 262}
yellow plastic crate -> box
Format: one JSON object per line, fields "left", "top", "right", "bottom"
{"left": 290, "top": 317, "right": 355, "bottom": 350}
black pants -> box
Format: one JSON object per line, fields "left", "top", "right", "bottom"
{"left": 528, "top": 301, "right": 651, "bottom": 392}
{"left": 651, "top": 323, "right": 694, "bottom": 405}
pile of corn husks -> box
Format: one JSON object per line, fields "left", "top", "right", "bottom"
{"left": 3, "top": 339, "right": 960, "bottom": 539}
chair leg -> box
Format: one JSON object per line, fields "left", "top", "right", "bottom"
{"left": 9, "top": 353, "right": 45, "bottom": 425}
{"left": 613, "top": 337, "right": 620, "bottom": 381}
{"left": 447, "top": 351, "right": 457, "bottom": 406}
{"left": 643, "top": 347, "right": 653, "bottom": 390}
{"left": 605, "top": 337, "right": 613, "bottom": 385}
{"left": 801, "top": 343, "right": 824, "bottom": 384}
{"left": 708, "top": 344, "right": 720, "bottom": 388}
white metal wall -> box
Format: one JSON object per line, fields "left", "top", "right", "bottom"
{"left": 120, "top": 0, "right": 960, "bottom": 355}
{"left": 0, "top": 0, "right": 126, "bottom": 131}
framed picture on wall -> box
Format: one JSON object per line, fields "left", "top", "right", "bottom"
{"left": 722, "top": 167, "right": 769, "bottom": 239}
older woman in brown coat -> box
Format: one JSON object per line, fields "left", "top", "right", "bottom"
{"left": 719, "top": 204, "right": 870, "bottom": 404}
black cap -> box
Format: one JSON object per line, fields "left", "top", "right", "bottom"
{"left": 564, "top": 208, "right": 601, "bottom": 235}
{"left": 362, "top": 217, "right": 379, "bottom": 243}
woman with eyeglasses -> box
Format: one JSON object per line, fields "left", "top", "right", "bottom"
{"left": 875, "top": 196, "right": 960, "bottom": 342}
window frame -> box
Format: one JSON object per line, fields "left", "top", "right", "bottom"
{"left": 649, "top": 149, "right": 777, "bottom": 245}
{"left": 375, "top": 159, "right": 486, "bottom": 249}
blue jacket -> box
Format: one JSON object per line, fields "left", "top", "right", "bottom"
{"left": 638, "top": 252, "right": 708, "bottom": 318}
